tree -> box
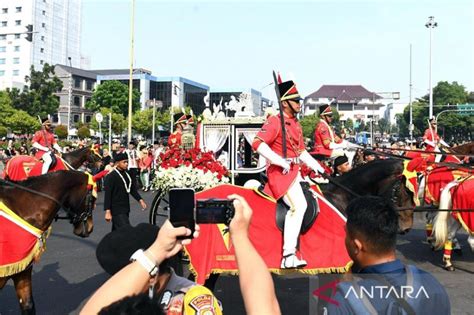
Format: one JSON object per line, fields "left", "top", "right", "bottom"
{"left": 344, "top": 118, "right": 354, "bottom": 133}
{"left": 300, "top": 113, "right": 319, "bottom": 139}
{"left": 77, "top": 125, "right": 91, "bottom": 139}
{"left": 86, "top": 80, "right": 141, "bottom": 117}
{"left": 8, "top": 63, "right": 63, "bottom": 118}
{"left": 377, "top": 118, "right": 390, "bottom": 134}
{"left": 4, "top": 110, "right": 40, "bottom": 135}
{"left": 89, "top": 107, "right": 127, "bottom": 136}
{"left": 55, "top": 124, "right": 68, "bottom": 139}
{"left": 421, "top": 81, "right": 468, "bottom": 106}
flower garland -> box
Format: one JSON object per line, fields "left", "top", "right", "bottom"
{"left": 152, "top": 148, "right": 230, "bottom": 194}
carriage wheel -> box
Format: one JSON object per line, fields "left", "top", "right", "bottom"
{"left": 148, "top": 189, "right": 169, "bottom": 225}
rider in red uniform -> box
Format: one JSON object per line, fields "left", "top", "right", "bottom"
{"left": 31, "top": 117, "right": 62, "bottom": 174}
{"left": 423, "top": 117, "right": 449, "bottom": 162}
{"left": 168, "top": 113, "right": 187, "bottom": 149}
{"left": 252, "top": 79, "right": 325, "bottom": 269}
{"left": 312, "top": 104, "right": 346, "bottom": 158}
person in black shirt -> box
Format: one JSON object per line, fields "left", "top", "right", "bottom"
{"left": 104, "top": 153, "right": 147, "bottom": 231}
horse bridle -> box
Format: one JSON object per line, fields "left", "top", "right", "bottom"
{"left": 1, "top": 179, "right": 93, "bottom": 226}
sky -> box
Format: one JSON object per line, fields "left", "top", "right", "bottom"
{"left": 82, "top": 0, "right": 474, "bottom": 104}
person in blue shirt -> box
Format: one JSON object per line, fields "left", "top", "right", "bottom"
{"left": 326, "top": 196, "right": 450, "bottom": 315}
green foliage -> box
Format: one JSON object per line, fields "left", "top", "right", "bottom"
{"left": 400, "top": 81, "right": 472, "bottom": 141}
{"left": 77, "top": 125, "right": 91, "bottom": 139}
{"left": 4, "top": 110, "right": 41, "bottom": 134}
{"left": 7, "top": 63, "right": 63, "bottom": 118}
{"left": 300, "top": 113, "right": 319, "bottom": 139}
{"left": 0, "top": 126, "right": 7, "bottom": 137}
{"left": 89, "top": 107, "right": 127, "bottom": 135}
{"left": 55, "top": 124, "right": 68, "bottom": 139}
{"left": 344, "top": 118, "right": 354, "bottom": 132}
{"left": 86, "top": 80, "right": 141, "bottom": 117}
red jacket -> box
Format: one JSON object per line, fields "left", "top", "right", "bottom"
{"left": 32, "top": 129, "right": 56, "bottom": 159}
{"left": 312, "top": 120, "right": 342, "bottom": 157}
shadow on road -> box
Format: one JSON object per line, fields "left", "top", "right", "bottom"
{"left": 1, "top": 262, "right": 108, "bottom": 315}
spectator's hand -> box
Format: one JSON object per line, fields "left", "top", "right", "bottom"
{"left": 228, "top": 194, "right": 253, "bottom": 238}
{"left": 104, "top": 210, "right": 112, "bottom": 222}
{"left": 147, "top": 220, "right": 200, "bottom": 263}
{"left": 139, "top": 200, "right": 147, "bottom": 211}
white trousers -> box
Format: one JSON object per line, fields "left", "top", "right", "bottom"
{"left": 41, "top": 152, "right": 52, "bottom": 174}
{"left": 282, "top": 173, "right": 308, "bottom": 256}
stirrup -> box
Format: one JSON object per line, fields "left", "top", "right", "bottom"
{"left": 281, "top": 253, "right": 307, "bottom": 269}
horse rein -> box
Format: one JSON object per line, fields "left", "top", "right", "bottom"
{"left": 1, "top": 179, "right": 92, "bottom": 226}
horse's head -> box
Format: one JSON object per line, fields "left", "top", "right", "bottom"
{"left": 87, "top": 145, "right": 103, "bottom": 169}
{"left": 379, "top": 174, "right": 416, "bottom": 234}
{"left": 64, "top": 173, "right": 95, "bottom": 238}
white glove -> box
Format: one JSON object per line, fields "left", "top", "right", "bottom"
{"left": 32, "top": 142, "right": 49, "bottom": 152}
{"left": 424, "top": 139, "right": 436, "bottom": 147}
{"left": 256, "top": 142, "right": 290, "bottom": 173}
{"left": 439, "top": 139, "right": 449, "bottom": 147}
{"left": 329, "top": 141, "right": 346, "bottom": 150}
{"left": 345, "top": 141, "right": 362, "bottom": 150}
{"left": 53, "top": 143, "right": 62, "bottom": 153}
{"left": 300, "top": 150, "right": 325, "bottom": 174}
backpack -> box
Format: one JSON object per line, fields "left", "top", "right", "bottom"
{"left": 337, "top": 265, "right": 423, "bottom": 315}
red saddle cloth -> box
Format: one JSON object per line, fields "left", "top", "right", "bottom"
{"left": 451, "top": 177, "right": 474, "bottom": 234}
{"left": 3, "top": 155, "right": 67, "bottom": 181}
{"left": 425, "top": 167, "right": 469, "bottom": 205}
{"left": 185, "top": 184, "right": 351, "bottom": 284}
{"left": 0, "top": 201, "right": 47, "bottom": 277}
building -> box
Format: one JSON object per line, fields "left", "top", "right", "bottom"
{"left": 53, "top": 64, "right": 96, "bottom": 130}
{"left": 95, "top": 69, "right": 210, "bottom": 114}
{"left": 209, "top": 88, "right": 263, "bottom": 117}
{"left": 0, "top": 0, "right": 82, "bottom": 90}
{"left": 304, "top": 85, "right": 383, "bottom": 123}
{"left": 384, "top": 102, "right": 407, "bottom": 125}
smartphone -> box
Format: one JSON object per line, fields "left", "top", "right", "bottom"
{"left": 196, "top": 199, "right": 235, "bottom": 225}
{"left": 168, "top": 188, "right": 195, "bottom": 239}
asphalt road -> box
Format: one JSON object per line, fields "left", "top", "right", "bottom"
{"left": 1, "top": 190, "right": 473, "bottom": 315}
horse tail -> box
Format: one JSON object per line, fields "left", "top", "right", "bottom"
{"left": 433, "top": 183, "right": 454, "bottom": 250}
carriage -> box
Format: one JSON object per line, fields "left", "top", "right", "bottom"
{"left": 149, "top": 117, "right": 267, "bottom": 225}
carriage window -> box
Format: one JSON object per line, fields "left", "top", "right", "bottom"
{"left": 236, "top": 130, "right": 264, "bottom": 170}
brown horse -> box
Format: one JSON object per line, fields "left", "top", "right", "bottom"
{"left": 0, "top": 170, "right": 95, "bottom": 314}
{"left": 3, "top": 146, "right": 102, "bottom": 181}
{"left": 449, "top": 141, "right": 474, "bottom": 155}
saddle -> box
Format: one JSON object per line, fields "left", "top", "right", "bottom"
{"left": 275, "top": 182, "right": 319, "bottom": 234}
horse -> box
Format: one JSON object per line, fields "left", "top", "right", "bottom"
{"left": 0, "top": 170, "right": 95, "bottom": 314}
{"left": 3, "top": 146, "right": 102, "bottom": 181}
{"left": 319, "top": 158, "right": 417, "bottom": 233}
{"left": 180, "top": 158, "right": 418, "bottom": 290}
{"left": 433, "top": 175, "right": 474, "bottom": 271}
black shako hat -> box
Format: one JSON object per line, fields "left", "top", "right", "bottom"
{"left": 173, "top": 113, "right": 187, "bottom": 125}
{"left": 334, "top": 155, "right": 349, "bottom": 169}
{"left": 96, "top": 223, "right": 159, "bottom": 275}
{"left": 319, "top": 104, "right": 333, "bottom": 116}
{"left": 113, "top": 152, "right": 128, "bottom": 162}
{"left": 278, "top": 80, "right": 302, "bottom": 102}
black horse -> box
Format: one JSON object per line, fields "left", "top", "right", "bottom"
{"left": 0, "top": 171, "right": 95, "bottom": 314}
{"left": 62, "top": 146, "right": 103, "bottom": 170}
{"left": 321, "top": 158, "right": 415, "bottom": 233}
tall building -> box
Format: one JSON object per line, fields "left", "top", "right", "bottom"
{"left": 0, "top": 0, "right": 82, "bottom": 90}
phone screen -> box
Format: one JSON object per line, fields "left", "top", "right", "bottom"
{"left": 169, "top": 188, "right": 195, "bottom": 238}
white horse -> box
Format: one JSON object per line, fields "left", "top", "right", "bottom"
{"left": 432, "top": 179, "right": 474, "bottom": 271}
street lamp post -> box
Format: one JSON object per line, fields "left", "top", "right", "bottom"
{"left": 425, "top": 16, "right": 438, "bottom": 118}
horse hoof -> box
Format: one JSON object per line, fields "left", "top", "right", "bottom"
{"left": 444, "top": 265, "right": 455, "bottom": 271}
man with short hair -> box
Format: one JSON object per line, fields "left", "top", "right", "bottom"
{"left": 326, "top": 196, "right": 450, "bottom": 314}
{"left": 103, "top": 153, "right": 147, "bottom": 231}
{"left": 125, "top": 141, "right": 140, "bottom": 188}
{"left": 32, "top": 117, "right": 62, "bottom": 174}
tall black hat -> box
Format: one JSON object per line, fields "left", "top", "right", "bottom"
{"left": 278, "top": 80, "right": 302, "bottom": 102}
{"left": 319, "top": 104, "right": 333, "bottom": 116}
{"left": 173, "top": 113, "right": 187, "bottom": 125}
{"left": 40, "top": 116, "right": 52, "bottom": 125}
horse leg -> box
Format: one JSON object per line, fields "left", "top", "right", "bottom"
{"left": 13, "top": 266, "right": 36, "bottom": 314}
{"left": 425, "top": 211, "right": 436, "bottom": 249}
{"left": 442, "top": 221, "right": 458, "bottom": 271}
{"left": 467, "top": 235, "right": 474, "bottom": 252}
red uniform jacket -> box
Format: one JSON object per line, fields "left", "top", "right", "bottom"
{"left": 32, "top": 130, "right": 56, "bottom": 159}
{"left": 312, "top": 120, "right": 342, "bottom": 157}
{"left": 168, "top": 131, "right": 182, "bottom": 149}
{"left": 252, "top": 114, "right": 305, "bottom": 200}
{"left": 423, "top": 127, "right": 440, "bottom": 152}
